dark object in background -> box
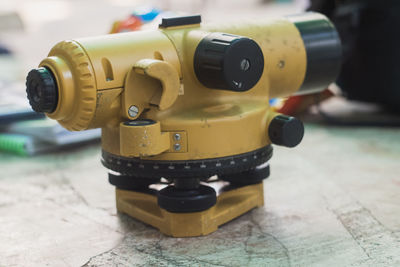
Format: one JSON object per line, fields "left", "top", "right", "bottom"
{"left": 0, "top": 45, "right": 11, "bottom": 55}
{"left": 309, "top": 0, "right": 400, "bottom": 113}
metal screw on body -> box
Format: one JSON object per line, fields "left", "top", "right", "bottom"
{"left": 240, "top": 59, "right": 250, "bottom": 71}
{"left": 174, "top": 133, "right": 181, "bottom": 141}
{"left": 128, "top": 105, "right": 139, "bottom": 117}
{"left": 174, "top": 143, "right": 181, "bottom": 151}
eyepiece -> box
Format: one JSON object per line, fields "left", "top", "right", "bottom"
{"left": 26, "top": 67, "right": 58, "bottom": 113}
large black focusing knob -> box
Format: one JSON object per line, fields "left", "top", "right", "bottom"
{"left": 194, "top": 32, "right": 264, "bottom": 92}
{"left": 268, "top": 115, "right": 304, "bottom": 148}
{"left": 26, "top": 67, "right": 58, "bottom": 113}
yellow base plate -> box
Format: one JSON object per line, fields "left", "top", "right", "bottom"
{"left": 116, "top": 183, "right": 264, "bottom": 237}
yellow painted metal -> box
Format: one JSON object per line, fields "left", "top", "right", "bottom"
{"left": 116, "top": 183, "right": 264, "bottom": 237}
{"left": 119, "top": 121, "right": 170, "bottom": 157}
{"left": 40, "top": 41, "right": 97, "bottom": 131}
{"left": 38, "top": 15, "right": 312, "bottom": 160}
{"left": 167, "top": 131, "right": 187, "bottom": 153}
{"left": 123, "top": 59, "right": 181, "bottom": 120}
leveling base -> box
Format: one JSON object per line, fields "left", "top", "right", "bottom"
{"left": 116, "top": 183, "right": 264, "bottom": 237}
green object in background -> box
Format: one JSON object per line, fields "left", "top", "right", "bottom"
{"left": 0, "top": 134, "right": 32, "bottom": 156}
{"left": 0, "top": 133, "right": 57, "bottom": 156}
{"left": 0, "top": 119, "right": 101, "bottom": 156}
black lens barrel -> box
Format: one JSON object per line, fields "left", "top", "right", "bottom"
{"left": 287, "top": 12, "right": 342, "bottom": 94}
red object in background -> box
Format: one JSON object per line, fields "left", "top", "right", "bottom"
{"left": 277, "top": 95, "right": 304, "bottom": 115}
{"left": 277, "top": 88, "right": 334, "bottom": 116}
{"left": 114, "top": 16, "right": 143, "bottom": 33}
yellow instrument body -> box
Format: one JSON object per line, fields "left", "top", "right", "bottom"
{"left": 39, "top": 15, "right": 320, "bottom": 160}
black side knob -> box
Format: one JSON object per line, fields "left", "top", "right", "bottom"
{"left": 194, "top": 32, "right": 264, "bottom": 92}
{"left": 26, "top": 67, "right": 58, "bottom": 113}
{"left": 268, "top": 115, "right": 304, "bottom": 148}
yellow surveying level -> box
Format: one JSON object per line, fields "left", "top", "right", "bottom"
{"left": 26, "top": 13, "right": 341, "bottom": 237}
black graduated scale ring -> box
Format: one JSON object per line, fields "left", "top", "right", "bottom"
{"left": 102, "top": 145, "right": 273, "bottom": 179}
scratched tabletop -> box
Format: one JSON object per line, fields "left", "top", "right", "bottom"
{"left": 0, "top": 123, "right": 399, "bottom": 266}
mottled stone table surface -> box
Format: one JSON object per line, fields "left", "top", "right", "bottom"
{"left": 1, "top": 124, "right": 399, "bottom": 266}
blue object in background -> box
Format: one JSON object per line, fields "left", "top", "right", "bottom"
{"left": 0, "top": 46, "right": 11, "bottom": 55}
{"left": 0, "top": 44, "right": 11, "bottom": 55}
{"left": 132, "top": 6, "right": 161, "bottom": 23}
{"left": 269, "top": 98, "right": 278, "bottom": 106}
{"left": 0, "top": 108, "right": 45, "bottom": 125}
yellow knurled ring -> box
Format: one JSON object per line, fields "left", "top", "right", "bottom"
{"left": 47, "top": 40, "right": 97, "bottom": 131}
